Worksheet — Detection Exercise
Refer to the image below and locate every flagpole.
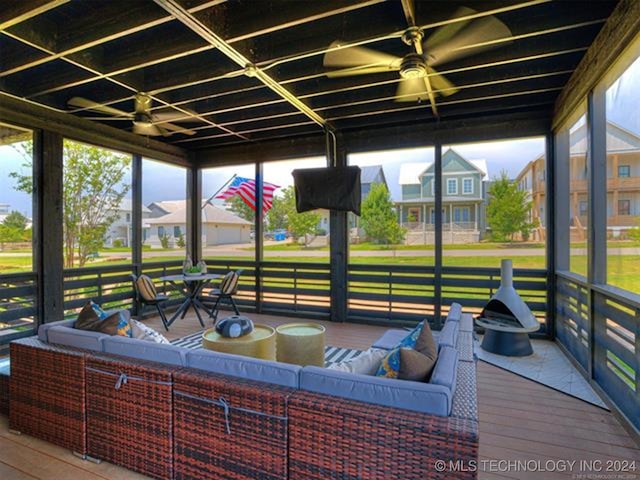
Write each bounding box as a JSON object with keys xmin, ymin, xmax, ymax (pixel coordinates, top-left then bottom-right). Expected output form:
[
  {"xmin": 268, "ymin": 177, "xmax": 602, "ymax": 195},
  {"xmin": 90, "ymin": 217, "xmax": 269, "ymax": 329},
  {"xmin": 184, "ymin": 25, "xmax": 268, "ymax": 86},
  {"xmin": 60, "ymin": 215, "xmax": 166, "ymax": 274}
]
[{"xmin": 202, "ymin": 174, "xmax": 237, "ymax": 209}]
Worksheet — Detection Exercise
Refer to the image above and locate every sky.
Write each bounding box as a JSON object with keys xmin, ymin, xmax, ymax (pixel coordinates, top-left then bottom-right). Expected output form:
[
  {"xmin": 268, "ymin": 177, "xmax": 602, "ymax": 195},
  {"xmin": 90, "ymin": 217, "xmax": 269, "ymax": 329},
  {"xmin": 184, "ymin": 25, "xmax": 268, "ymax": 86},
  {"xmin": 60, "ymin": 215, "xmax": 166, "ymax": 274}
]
[{"xmin": 1, "ymin": 53, "xmax": 638, "ymax": 215}]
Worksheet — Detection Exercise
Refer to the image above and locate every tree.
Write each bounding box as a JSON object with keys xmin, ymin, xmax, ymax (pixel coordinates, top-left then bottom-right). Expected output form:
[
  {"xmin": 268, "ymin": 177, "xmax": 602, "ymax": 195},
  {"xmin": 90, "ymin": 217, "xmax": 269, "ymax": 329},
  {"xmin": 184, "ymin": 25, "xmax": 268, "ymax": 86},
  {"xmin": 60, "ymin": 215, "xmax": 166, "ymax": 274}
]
[
  {"xmin": 226, "ymin": 195, "xmax": 255, "ymax": 222},
  {"xmin": 360, "ymin": 183, "xmax": 405, "ymax": 244},
  {"xmin": 3, "ymin": 211, "xmax": 28, "ymax": 231},
  {"xmin": 271, "ymin": 186, "xmax": 320, "ymax": 246},
  {"xmin": 11, "ymin": 140, "xmax": 131, "ymax": 267},
  {"xmin": 486, "ymin": 171, "xmax": 534, "ymax": 242}
]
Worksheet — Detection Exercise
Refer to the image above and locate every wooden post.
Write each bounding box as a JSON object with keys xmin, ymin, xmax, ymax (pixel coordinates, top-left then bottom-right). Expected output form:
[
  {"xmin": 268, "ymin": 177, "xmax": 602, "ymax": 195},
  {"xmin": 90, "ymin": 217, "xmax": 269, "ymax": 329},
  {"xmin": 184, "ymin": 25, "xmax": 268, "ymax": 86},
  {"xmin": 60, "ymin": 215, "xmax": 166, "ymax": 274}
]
[
  {"xmin": 186, "ymin": 160, "xmax": 202, "ymax": 262},
  {"xmin": 131, "ymin": 154, "xmax": 143, "ymax": 316},
  {"xmin": 328, "ymin": 131, "xmax": 348, "ymax": 323},
  {"xmin": 255, "ymin": 162, "xmax": 264, "ymax": 314},
  {"xmin": 33, "ymin": 130, "xmax": 64, "ymax": 324},
  {"xmin": 434, "ymin": 145, "xmax": 443, "ymax": 328}
]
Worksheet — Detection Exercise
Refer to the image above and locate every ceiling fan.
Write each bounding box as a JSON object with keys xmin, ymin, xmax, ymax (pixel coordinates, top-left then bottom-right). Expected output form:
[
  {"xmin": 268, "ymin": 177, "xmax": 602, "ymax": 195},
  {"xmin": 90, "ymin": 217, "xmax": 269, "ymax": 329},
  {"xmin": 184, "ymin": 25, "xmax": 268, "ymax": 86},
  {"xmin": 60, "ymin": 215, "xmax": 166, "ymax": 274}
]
[
  {"xmin": 323, "ymin": 3, "xmax": 512, "ymax": 115},
  {"xmin": 67, "ymin": 93, "xmax": 197, "ymax": 136}
]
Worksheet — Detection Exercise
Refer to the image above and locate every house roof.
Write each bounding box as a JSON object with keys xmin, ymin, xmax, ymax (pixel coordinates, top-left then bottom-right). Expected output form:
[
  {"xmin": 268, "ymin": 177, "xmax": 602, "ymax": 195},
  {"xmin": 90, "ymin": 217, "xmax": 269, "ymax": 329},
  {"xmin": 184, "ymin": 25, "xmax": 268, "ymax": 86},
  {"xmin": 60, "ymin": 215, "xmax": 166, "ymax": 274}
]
[
  {"xmin": 398, "ymin": 152, "xmax": 488, "ymax": 185},
  {"xmin": 117, "ymin": 198, "xmax": 151, "ymax": 213},
  {"xmin": 360, "ymin": 165, "xmax": 385, "ymax": 185},
  {"xmin": 570, "ymin": 120, "xmax": 640, "ymax": 154},
  {"xmin": 146, "ymin": 202, "xmax": 251, "ymax": 226}
]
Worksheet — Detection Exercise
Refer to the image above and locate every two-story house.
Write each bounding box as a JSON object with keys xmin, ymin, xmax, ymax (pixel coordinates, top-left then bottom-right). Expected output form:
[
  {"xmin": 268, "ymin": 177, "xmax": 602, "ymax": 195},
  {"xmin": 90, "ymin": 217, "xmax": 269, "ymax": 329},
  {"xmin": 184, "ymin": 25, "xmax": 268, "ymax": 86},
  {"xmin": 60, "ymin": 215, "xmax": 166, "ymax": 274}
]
[
  {"xmin": 516, "ymin": 120, "xmax": 640, "ymax": 241},
  {"xmin": 104, "ymin": 199, "xmax": 151, "ymax": 248},
  {"xmin": 397, "ymin": 149, "xmax": 488, "ymax": 244}
]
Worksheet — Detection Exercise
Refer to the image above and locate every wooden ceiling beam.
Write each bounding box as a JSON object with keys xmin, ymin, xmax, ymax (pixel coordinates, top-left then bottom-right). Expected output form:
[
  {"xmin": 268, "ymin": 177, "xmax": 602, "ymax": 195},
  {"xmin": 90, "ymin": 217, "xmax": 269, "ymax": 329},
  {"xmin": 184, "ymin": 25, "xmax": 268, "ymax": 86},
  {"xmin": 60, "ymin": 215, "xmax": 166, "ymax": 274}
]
[{"xmin": 0, "ymin": 0, "xmax": 68, "ymax": 30}]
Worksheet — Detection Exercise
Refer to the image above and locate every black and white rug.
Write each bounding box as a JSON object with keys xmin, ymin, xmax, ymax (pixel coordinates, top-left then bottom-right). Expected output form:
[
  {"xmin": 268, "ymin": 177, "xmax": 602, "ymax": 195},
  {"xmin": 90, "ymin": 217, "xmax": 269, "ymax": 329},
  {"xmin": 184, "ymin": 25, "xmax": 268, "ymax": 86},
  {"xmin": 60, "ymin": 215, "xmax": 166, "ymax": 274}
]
[{"xmin": 171, "ymin": 330, "xmax": 362, "ymax": 368}]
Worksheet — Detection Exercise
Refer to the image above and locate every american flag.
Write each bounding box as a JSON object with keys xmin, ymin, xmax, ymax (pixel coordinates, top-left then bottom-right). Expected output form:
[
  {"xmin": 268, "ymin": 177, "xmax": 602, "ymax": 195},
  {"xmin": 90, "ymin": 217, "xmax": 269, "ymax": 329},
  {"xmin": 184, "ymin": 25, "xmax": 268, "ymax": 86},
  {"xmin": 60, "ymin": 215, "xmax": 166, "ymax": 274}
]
[{"xmin": 214, "ymin": 176, "xmax": 280, "ymax": 213}]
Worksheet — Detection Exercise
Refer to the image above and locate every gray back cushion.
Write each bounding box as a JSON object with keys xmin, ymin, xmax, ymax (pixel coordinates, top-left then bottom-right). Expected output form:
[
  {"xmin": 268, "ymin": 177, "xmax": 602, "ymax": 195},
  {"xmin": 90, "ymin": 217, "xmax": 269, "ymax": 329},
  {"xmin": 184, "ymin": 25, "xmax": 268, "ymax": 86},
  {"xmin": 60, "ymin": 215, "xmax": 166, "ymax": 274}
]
[
  {"xmin": 446, "ymin": 303, "xmax": 463, "ymax": 322},
  {"xmin": 102, "ymin": 336, "xmax": 187, "ymax": 366},
  {"xmin": 47, "ymin": 325, "xmax": 106, "ymax": 351},
  {"xmin": 438, "ymin": 320, "xmax": 459, "ymax": 350},
  {"xmin": 300, "ymin": 366, "xmax": 452, "ymax": 416},
  {"xmin": 186, "ymin": 349, "xmax": 301, "ymax": 388},
  {"xmin": 38, "ymin": 319, "xmax": 76, "ymax": 342},
  {"xmin": 370, "ymin": 329, "xmax": 408, "ymax": 351},
  {"xmin": 430, "ymin": 346, "xmax": 459, "ymax": 398}
]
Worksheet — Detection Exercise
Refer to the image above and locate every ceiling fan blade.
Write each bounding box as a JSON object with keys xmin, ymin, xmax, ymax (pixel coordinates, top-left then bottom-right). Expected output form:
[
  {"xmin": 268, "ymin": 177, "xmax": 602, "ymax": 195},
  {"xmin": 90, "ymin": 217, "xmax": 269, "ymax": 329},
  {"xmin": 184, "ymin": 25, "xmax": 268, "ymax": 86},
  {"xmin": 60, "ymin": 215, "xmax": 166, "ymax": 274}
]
[
  {"xmin": 400, "ymin": 0, "xmax": 416, "ymax": 27},
  {"xmin": 67, "ymin": 97, "xmax": 130, "ymax": 117},
  {"xmin": 133, "ymin": 123, "xmax": 163, "ymax": 136},
  {"xmin": 324, "ymin": 41, "xmax": 400, "ymax": 69},
  {"xmin": 161, "ymin": 122, "xmax": 196, "ymax": 136},
  {"xmin": 427, "ymin": 67, "xmax": 459, "ymax": 97},
  {"xmin": 326, "ymin": 64, "xmax": 400, "ymax": 78},
  {"xmin": 427, "ymin": 14, "xmax": 512, "ymax": 67},
  {"xmin": 152, "ymin": 107, "xmax": 200, "ymax": 122},
  {"xmin": 424, "ymin": 7, "xmax": 475, "ymax": 51},
  {"xmin": 395, "ymin": 77, "xmax": 429, "ymax": 102}
]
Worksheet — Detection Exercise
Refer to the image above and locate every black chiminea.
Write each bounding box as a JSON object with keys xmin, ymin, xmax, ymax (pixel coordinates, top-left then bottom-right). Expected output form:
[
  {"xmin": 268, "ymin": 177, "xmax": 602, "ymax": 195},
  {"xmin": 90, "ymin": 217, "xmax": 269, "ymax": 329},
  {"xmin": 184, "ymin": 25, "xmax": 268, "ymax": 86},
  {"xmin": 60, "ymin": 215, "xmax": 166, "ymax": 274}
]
[{"xmin": 475, "ymin": 259, "xmax": 539, "ymax": 356}]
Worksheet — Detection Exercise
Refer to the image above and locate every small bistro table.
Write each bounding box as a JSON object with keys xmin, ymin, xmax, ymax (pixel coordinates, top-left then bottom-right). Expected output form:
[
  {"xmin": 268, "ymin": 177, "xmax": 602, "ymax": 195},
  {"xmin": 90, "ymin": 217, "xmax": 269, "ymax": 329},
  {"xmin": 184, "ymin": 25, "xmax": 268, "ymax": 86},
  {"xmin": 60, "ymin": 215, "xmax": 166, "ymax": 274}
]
[
  {"xmin": 201, "ymin": 324, "xmax": 276, "ymax": 360},
  {"xmin": 275, "ymin": 323, "xmax": 326, "ymax": 366},
  {"xmin": 159, "ymin": 273, "xmax": 221, "ymax": 328}
]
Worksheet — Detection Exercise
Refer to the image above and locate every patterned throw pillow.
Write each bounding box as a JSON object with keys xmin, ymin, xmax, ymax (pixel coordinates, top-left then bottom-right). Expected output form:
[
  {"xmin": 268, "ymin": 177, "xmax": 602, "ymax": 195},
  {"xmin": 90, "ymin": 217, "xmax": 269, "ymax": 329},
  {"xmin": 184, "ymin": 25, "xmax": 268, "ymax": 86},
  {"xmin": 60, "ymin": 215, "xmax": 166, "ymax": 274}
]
[
  {"xmin": 75, "ymin": 301, "xmax": 131, "ymax": 337},
  {"xmin": 136, "ymin": 275, "xmax": 158, "ymax": 302},
  {"xmin": 397, "ymin": 321, "xmax": 425, "ymax": 348},
  {"xmin": 90, "ymin": 301, "xmax": 108, "ymax": 320},
  {"xmin": 375, "ymin": 347, "xmax": 402, "ymax": 378},
  {"xmin": 328, "ymin": 348, "xmax": 387, "ymax": 375},
  {"xmin": 130, "ymin": 319, "xmax": 170, "ymax": 344},
  {"xmin": 115, "ymin": 311, "xmax": 132, "ymax": 337}
]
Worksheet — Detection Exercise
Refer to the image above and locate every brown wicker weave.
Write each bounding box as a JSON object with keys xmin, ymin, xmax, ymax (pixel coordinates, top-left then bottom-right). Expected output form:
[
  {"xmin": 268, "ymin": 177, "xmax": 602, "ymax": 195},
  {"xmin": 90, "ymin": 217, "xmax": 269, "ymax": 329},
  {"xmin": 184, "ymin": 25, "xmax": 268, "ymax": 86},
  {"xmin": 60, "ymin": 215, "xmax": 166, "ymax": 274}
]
[
  {"xmin": 173, "ymin": 369, "xmax": 294, "ymax": 480},
  {"xmin": 86, "ymin": 355, "xmax": 175, "ymax": 480},
  {"xmin": 9, "ymin": 337, "xmax": 87, "ymax": 455},
  {"xmin": 0, "ymin": 373, "xmax": 9, "ymax": 416}
]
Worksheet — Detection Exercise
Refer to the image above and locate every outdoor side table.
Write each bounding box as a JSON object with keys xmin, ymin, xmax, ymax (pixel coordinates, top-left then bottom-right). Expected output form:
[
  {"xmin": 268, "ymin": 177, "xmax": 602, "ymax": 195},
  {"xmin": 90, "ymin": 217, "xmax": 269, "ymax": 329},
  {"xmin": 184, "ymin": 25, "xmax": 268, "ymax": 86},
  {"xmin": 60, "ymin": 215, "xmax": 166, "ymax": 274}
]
[
  {"xmin": 201, "ymin": 324, "xmax": 276, "ymax": 360},
  {"xmin": 276, "ymin": 323, "xmax": 325, "ymax": 367}
]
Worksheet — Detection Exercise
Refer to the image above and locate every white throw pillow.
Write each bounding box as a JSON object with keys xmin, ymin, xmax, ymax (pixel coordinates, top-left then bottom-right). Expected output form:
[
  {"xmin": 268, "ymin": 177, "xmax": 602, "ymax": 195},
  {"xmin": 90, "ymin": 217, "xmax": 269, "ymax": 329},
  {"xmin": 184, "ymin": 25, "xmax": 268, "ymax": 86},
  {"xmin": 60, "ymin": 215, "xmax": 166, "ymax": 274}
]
[
  {"xmin": 129, "ymin": 319, "xmax": 170, "ymax": 344},
  {"xmin": 328, "ymin": 348, "xmax": 387, "ymax": 375}
]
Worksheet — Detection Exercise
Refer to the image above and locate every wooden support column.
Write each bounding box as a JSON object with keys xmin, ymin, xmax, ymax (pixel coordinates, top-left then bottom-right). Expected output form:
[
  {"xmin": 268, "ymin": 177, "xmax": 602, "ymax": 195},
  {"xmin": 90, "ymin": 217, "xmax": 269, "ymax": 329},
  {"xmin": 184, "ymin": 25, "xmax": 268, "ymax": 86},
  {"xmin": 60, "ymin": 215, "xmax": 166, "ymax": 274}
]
[
  {"xmin": 545, "ymin": 133, "xmax": 556, "ymax": 339},
  {"xmin": 33, "ymin": 130, "xmax": 64, "ymax": 324},
  {"xmin": 328, "ymin": 131, "xmax": 348, "ymax": 323},
  {"xmin": 131, "ymin": 154, "xmax": 142, "ymax": 316},
  {"xmin": 186, "ymin": 160, "xmax": 202, "ymax": 262},
  {"xmin": 255, "ymin": 162, "xmax": 264, "ymax": 314},
  {"xmin": 555, "ymin": 128, "xmax": 570, "ymax": 272},
  {"xmin": 434, "ymin": 144, "xmax": 443, "ymax": 329}
]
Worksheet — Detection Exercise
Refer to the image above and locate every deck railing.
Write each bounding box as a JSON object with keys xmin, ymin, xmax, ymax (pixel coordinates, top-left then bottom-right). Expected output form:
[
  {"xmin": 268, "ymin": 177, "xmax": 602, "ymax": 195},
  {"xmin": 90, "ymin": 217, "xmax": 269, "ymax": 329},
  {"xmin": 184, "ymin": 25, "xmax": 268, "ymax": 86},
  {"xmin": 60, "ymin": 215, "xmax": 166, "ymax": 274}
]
[
  {"xmin": 0, "ymin": 272, "xmax": 38, "ymax": 354},
  {"xmin": 556, "ymin": 271, "xmax": 639, "ymax": 432}
]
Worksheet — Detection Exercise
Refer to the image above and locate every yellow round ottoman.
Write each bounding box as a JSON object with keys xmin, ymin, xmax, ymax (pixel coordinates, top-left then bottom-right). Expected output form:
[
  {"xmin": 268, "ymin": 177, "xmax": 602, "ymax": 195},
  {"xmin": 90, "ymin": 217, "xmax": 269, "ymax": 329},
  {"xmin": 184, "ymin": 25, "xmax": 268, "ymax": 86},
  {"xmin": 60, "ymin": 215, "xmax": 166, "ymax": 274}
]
[
  {"xmin": 202, "ymin": 324, "xmax": 276, "ymax": 360},
  {"xmin": 276, "ymin": 323, "xmax": 326, "ymax": 367}
]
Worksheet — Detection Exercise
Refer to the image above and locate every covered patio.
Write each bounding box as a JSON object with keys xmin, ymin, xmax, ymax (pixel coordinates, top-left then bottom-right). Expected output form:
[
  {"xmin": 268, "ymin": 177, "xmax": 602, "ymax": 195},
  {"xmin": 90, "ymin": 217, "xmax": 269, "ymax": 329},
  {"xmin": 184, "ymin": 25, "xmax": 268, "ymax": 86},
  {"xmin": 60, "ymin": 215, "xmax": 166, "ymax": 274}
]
[{"xmin": 0, "ymin": 0, "xmax": 639, "ymax": 478}]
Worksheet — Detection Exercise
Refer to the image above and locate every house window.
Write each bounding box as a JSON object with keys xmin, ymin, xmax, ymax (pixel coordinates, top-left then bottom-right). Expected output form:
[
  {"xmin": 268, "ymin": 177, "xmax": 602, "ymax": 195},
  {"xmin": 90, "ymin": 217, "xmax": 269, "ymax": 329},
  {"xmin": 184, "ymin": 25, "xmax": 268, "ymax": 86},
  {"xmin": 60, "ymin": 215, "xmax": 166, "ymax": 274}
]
[
  {"xmin": 126, "ymin": 213, "xmax": 131, "ymax": 222},
  {"xmin": 618, "ymin": 165, "xmax": 630, "ymax": 178},
  {"xmin": 462, "ymin": 178, "xmax": 473, "ymax": 194},
  {"xmin": 174, "ymin": 226, "xmax": 182, "ymax": 237},
  {"xmin": 618, "ymin": 199, "xmax": 631, "ymax": 215},
  {"xmin": 579, "ymin": 201, "xmax": 588, "ymax": 216},
  {"xmin": 447, "ymin": 178, "xmax": 458, "ymax": 195},
  {"xmin": 158, "ymin": 226, "xmax": 165, "ymax": 237}
]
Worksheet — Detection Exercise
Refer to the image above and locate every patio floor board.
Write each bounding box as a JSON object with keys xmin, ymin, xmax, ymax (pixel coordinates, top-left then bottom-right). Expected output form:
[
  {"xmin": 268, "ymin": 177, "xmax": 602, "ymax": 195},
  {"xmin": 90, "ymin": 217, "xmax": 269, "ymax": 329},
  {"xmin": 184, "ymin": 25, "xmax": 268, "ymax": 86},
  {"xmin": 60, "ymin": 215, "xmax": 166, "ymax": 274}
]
[{"xmin": 0, "ymin": 311, "xmax": 637, "ymax": 479}]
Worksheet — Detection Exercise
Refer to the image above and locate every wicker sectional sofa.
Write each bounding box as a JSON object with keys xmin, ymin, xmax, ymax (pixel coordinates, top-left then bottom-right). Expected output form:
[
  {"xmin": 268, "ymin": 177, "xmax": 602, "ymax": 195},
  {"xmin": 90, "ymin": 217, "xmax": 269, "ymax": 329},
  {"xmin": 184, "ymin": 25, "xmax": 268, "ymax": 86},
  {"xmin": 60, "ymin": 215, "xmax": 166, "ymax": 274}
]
[{"xmin": 9, "ymin": 308, "xmax": 478, "ymax": 480}]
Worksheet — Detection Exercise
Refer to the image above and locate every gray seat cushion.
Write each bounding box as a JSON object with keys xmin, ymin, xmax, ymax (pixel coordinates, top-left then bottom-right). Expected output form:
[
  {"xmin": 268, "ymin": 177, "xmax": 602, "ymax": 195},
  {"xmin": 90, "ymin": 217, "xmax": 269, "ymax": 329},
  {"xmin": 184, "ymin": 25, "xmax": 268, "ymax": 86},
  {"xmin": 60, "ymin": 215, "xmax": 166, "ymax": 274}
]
[
  {"xmin": 186, "ymin": 349, "xmax": 301, "ymax": 388},
  {"xmin": 102, "ymin": 336, "xmax": 187, "ymax": 366},
  {"xmin": 47, "ymin": 325, "xmax": 107, "ymax": 351},
  {"xmin": 429, "ymin": 346, "xmax": 458, "ymax": 400},
  {"xmin": 438, "ymin": 320, "xmax": 459, "ymax": 350},
  {"xmin": 300, "ymin": 366, "xmax": 452, "ymax": 416},
  {"xmin": 370, "ymin": 329, "xmax": 408, "ymax": 350},
  {"xmin": 38, "ymin": 319, "xmax": 76, "ymax": 342}
]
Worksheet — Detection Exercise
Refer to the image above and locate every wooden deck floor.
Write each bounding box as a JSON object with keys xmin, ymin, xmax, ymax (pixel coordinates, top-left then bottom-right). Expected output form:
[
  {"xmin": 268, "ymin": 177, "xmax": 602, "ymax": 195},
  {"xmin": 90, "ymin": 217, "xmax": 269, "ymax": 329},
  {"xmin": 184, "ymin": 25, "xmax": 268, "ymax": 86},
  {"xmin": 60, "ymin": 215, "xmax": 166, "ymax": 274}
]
[{"xmin": 0, "ymin": 311, "xmax": 638, "ymax": 479}]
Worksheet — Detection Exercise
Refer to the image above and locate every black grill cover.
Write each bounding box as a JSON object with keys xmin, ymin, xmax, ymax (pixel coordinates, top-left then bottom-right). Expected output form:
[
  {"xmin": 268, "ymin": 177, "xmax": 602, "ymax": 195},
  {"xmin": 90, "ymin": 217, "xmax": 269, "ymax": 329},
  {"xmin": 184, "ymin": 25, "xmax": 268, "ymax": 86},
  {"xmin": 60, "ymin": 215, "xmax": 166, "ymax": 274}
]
[{"xmin": 292, "ymin": 166, "xmax": 361, "ymax": 215}]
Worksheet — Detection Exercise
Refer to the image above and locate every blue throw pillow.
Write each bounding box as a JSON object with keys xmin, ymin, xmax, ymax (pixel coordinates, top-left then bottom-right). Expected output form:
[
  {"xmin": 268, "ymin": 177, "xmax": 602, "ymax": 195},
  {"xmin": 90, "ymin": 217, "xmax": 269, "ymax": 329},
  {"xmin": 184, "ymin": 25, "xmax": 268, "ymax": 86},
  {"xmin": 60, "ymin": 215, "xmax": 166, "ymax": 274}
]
[
  {"xmin": 397, "ymin": 321, "xmax": 425, "ymax": 349},
  {"xmin": 90, "ymin": 301, "xmax": 108, "ymax": 320},
  {"xmin": 115, "ymin": 311, "xmax": 132, "ymax": 337},
  {"xmin": 375, "ymin": 347, "xmax": 402, "ymax": 378}
]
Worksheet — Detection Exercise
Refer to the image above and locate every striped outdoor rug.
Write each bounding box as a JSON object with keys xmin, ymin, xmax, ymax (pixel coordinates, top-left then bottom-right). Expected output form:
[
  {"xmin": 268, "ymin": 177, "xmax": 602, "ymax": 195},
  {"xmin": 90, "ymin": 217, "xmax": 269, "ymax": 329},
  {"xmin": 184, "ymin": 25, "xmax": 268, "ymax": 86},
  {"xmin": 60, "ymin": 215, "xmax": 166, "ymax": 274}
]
[{"xmin": 171, "ymin": 330, "xmax": 362, "ymax": 367}]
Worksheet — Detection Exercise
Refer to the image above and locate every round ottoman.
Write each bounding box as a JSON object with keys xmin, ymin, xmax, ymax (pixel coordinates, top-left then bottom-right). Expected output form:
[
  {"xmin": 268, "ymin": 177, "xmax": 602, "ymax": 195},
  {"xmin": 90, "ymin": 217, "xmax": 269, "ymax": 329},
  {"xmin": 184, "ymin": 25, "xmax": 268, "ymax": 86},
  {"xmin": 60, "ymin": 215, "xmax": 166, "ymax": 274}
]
[
  {"xmin": 202, "ymin": 324, "xmax": 276, "ymax": 360},
  {"xmin": 276, "ymin": 323, "xmax": 325, "ymax": 367}
]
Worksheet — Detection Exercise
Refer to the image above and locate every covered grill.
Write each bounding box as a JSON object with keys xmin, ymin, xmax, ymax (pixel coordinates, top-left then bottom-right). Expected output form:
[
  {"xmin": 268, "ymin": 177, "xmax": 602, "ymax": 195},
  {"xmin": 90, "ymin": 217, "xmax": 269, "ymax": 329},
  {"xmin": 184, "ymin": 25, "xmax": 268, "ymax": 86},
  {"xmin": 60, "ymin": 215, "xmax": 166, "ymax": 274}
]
[{"xmin": 476, "ymin": 259, "xmax": 539, "ymax": 356}]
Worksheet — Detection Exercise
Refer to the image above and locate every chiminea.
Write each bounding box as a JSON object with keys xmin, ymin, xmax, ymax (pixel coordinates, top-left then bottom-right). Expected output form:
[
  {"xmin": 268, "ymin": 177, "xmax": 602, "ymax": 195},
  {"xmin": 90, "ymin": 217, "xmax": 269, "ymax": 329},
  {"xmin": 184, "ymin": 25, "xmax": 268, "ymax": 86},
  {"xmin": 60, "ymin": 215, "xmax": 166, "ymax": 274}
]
[{"xmin": 475, "ymin": 259, "xmax": 539, "ymax": 356}]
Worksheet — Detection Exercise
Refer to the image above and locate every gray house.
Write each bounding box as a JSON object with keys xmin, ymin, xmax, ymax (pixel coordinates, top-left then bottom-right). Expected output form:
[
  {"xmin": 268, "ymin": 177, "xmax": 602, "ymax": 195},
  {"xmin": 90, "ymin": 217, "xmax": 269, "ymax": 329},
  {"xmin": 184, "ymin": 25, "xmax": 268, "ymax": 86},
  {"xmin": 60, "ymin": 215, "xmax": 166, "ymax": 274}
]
[{"xmin": 397, "ymin": 149, "xmax": 488, "ymax": 244}]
